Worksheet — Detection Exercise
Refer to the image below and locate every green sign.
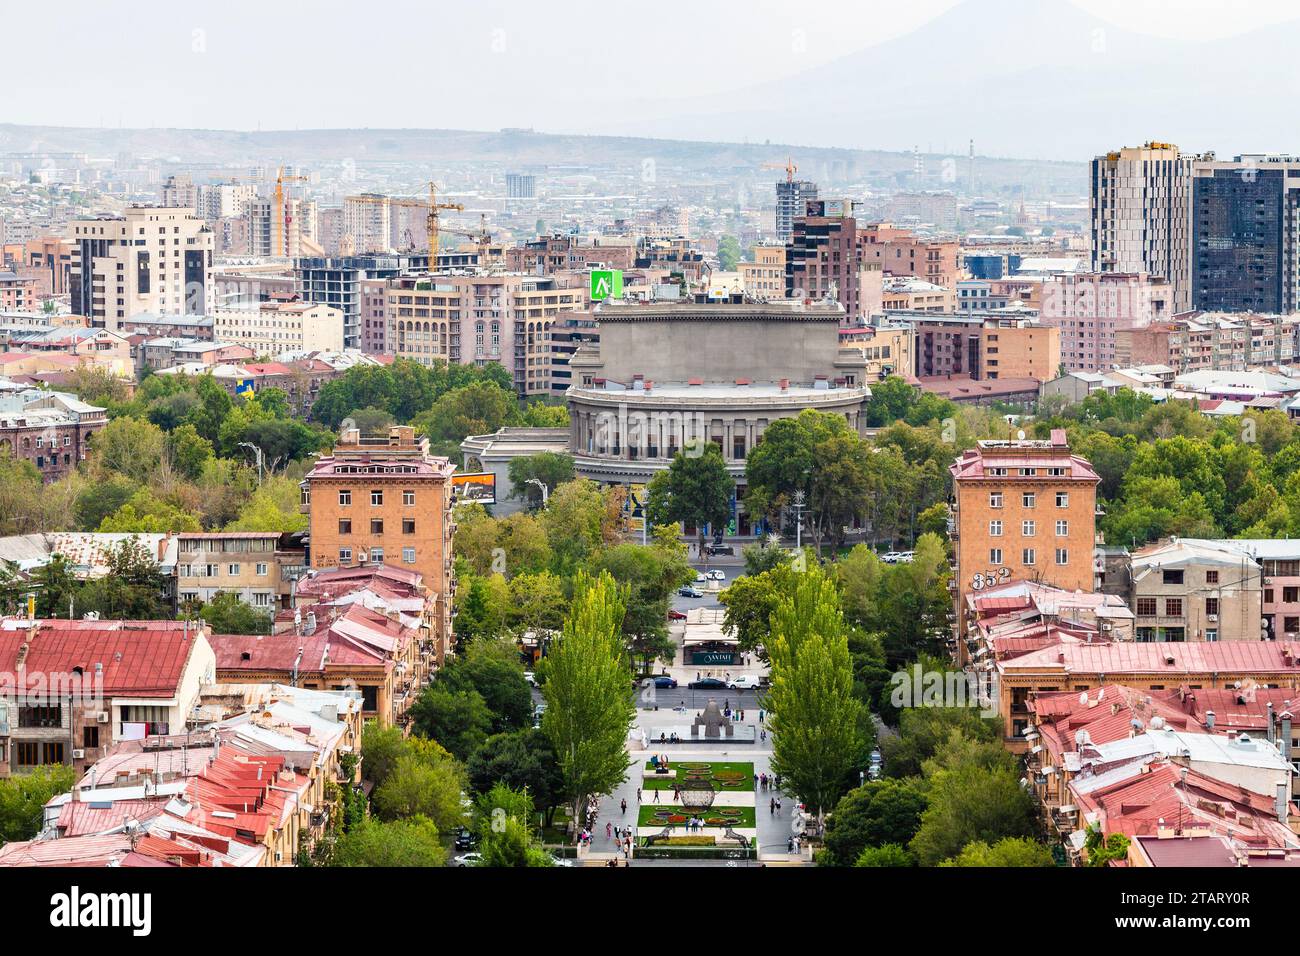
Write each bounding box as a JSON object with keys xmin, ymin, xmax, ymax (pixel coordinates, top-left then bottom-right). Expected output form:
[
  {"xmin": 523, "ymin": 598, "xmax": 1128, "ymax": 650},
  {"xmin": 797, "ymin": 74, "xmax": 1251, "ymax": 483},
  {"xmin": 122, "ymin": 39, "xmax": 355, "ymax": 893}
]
[
  {"xmin": 691, "ymin": 651, "xmax": 735, "ymax": 666},
  {"xmin": 590, "ymin": 269, "xmax": 623, "ymax": 301}
]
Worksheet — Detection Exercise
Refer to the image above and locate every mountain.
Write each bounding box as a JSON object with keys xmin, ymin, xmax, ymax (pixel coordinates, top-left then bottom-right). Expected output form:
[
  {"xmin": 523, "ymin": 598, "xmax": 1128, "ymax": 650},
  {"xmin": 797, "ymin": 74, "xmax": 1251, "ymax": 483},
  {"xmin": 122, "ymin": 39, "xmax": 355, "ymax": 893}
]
[{"xmin": 588, "ymin": 0, "xmax": 1300, "ymax": 160}]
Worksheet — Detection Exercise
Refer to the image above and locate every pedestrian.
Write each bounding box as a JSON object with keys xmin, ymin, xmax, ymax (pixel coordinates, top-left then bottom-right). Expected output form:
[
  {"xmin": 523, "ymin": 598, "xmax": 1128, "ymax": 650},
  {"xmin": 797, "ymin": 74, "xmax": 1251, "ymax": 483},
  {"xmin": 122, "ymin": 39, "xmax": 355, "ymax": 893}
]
[
  {"xmin": 606, "ymin": 822, "xmax": 612, "ymax": 841},
  {"xmin": 621, "ymin": 798, "xmax": 627, "ymax": 815},
  {"xmin": 636, "ymin": 787, "xmax": 642, "ymax": 802},
  {"xmin": 759, "ymin": 709, "xmax": 765, "ymax": 724},
  {"xmin": 769, "ymin": 797, "xmax": 775, "ymax": 815},
  {"xmin": 761, "ymin": 729, "xmax": 767, "ymax": 742}
]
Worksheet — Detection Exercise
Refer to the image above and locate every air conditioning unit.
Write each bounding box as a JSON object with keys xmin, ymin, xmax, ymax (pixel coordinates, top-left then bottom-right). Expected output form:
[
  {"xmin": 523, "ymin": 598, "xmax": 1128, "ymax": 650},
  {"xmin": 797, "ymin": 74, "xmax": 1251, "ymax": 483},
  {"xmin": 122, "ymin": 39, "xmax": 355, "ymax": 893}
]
[
  {"xmin": 1265, "ymin": 578, "xmax": 1274, "ymax": 585},
  {"xmin": 96, "ymin": 711, "xmax": 109, "ymax": 723},
  {"xmin": 72, "ymin": 749, "xmax": 85, "ymax": 760}
]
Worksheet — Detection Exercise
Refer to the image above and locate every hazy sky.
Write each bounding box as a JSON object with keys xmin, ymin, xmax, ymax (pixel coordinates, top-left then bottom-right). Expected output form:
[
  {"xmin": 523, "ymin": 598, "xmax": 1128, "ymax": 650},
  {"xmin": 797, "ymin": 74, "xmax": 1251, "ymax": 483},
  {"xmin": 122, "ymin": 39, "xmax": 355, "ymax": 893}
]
[{"xmin": 11, "ymin": 0, "xmax": 1300, "ymax": 133}]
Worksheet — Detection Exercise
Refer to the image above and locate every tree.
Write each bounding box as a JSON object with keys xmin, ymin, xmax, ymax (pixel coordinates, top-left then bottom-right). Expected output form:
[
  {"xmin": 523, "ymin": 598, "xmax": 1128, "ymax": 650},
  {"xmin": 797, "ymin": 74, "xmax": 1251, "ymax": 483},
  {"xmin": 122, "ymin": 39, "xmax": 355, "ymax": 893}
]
[
  {"xmin": 165, "ymin": 423, "xmax": 214, "ymax": 480},
  {"xmin": 647, "ymin": 444, "xmax": 732, "ymax": 556},
  {"xmin": 881, "ymin": 706, "xmax": 1000, "ymax": 779},
  {"xmin": 438, "ymin": 640, "xmax": 533, "ymax": 734},
  {"xmin": 863, "ymin": 376, "xmax": 916, "ymax": 427},
  {"xmin": 453, "ymin": 573, "xmax": 510, "ymax": 645},
  {"xmin": 508, "ymin": 452, "xmax": 576, "ymax": 508},
  {"xmin": 97, "ymin": 489, "xmax": 202, "ymax": 533},
  {"xmin": 473, "ymin": 783, "xmax": 553, "ymax": 867},
  {"xmin": 718, "ymin": 561, "xmax": 800, "ymax": 653},
  {"xmin": 0, "ymin": 454, "xmax": 48, "ymax": 536},
  {"xmin": 371, "ymin": 740, "xmax": 467, "ymax": 833},
  {"xmin": 74, "ymin": 477, "xmax": 137, "ymax": 532},
  {"xmin": 414, "ymin": 381, "xmax": 519, "ymax": 446},
  {"xmin": 360, "ymin": 724, "xmax": 409, "ymax": 790},
  {"xmin": 820, "ymin": 778, "xmax": 928, "ymax": 866},
  {"xmin": 0, "ymin": 765, "xmax": 76, "ymax": 842},
  {"xmin": 1084, "ymin": 827, "xmax": 1132, "ymax": 867},
  {"xmin": 407, "ymin": 686, "xmax": 493, "ymax": 761},
  {"xmin": 466, "ymin": 729, "xmax": 565, "ymax": 825},
  {"xmin": 765, "ymin": 564, "xmax": 869, "ymax": 817},
  {"xmin": 198, "ymin": 591, "xmax": 272, "ymax": 635},
  {"xmin": 587, "ymin": 541, "xmax": 692, "ymax": 673},
  {"xmin": 717, "ymin": 234, "xmax": 742, "ymax": 271},
  {"xmin": 32, "ymin": 554, "xmax": 78, "ymax": 619},
  {"xmin": 508, "ymin": 571, "xmax": 568, "ymax": 637},
  {"xmin": 224, "ymin": 475, "xmax": 309, "ymax": 533},
  {"xmin": 89, "ymin": 417, "xmax": 166, "ymax": 483},
  {"xmin": 943, "ymin": 837, "xmax": 1055, "ymax": 867},
  {"xmin": 542, "ymin": 479, "xmax": 607, "ymax": 571},
  {"xmin": 541, "ymin": 570, "xmax": 635, "ymax": 838},
  {"xmin": 854, "ymin": 844, "xmax": 914, "ymax": 867},
  {"xmin": 74, "ymin": 537, "xmax": 171, "ymax": 619},
  {"xmin": 331, "ymin": 816, "xmax": 445, "ymax": 867}
]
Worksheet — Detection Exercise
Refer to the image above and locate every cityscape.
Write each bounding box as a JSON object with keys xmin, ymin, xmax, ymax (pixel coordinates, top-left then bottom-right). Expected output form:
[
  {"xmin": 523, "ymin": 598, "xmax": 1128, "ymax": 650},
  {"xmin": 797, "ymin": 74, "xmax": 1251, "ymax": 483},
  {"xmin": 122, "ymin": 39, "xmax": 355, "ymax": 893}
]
[{"xmin": 0, "ymin": 0, "xmax": 1296, "ymax": 926}]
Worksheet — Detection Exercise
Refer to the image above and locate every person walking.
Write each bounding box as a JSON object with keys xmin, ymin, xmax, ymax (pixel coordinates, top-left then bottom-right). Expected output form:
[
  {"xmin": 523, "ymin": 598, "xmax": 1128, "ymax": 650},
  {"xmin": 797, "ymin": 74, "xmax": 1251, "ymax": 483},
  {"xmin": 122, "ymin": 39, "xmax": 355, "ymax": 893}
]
[
  {"xmin": 769, "ymin": 797, "xmax": 776, "ymax": 815},
  {"xmin": 606, "ymin": 822, "xmax": 612, "ymax": 841},
  {"xmin": 621, "ymin": 798, "xmax": 627, "ymax": 815}
]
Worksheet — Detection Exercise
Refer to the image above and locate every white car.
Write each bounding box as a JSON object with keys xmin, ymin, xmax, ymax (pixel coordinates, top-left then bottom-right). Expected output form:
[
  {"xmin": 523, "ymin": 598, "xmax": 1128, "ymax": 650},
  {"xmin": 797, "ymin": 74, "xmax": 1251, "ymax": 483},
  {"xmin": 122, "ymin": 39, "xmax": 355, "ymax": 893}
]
[
  {"xmin": 694, "ymin": 572, "xmax": 709, "ymax": 584},
  {"xmin": 727, "ymin": 674, "xmax": 763, "ymax": 690},
  {"xmin": 706, "ymin": 569, "xmax": 726, "ymax": 581},
  {"xmin": 454, "ymin": 852, "xmax": 482, "ymax": 867},
  {"xmin": 881, "ymin": 551, "xmax": 903, "ymax": 564},
  {"xmin": 895, "ymin": 551, "xmax": 916, "ymax": 563}
]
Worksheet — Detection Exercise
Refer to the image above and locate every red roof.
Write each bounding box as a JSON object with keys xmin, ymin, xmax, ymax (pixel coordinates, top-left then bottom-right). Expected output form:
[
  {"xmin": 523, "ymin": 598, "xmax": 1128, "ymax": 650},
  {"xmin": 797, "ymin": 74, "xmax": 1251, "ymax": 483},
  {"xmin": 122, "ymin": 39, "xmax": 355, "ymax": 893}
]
[
  {"xmin": 1002, "ymin": 641, "xmax": 1300, "ymax": 676},
  {"xmin": 0, "ymin": 621, "xmax": 200, "ymax": 696}
]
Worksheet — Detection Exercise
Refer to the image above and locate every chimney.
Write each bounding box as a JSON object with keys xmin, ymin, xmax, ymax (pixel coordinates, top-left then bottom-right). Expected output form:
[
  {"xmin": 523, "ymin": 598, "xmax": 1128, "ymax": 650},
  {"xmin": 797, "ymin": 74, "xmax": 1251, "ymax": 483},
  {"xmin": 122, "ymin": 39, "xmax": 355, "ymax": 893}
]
[
  {"xmin": 1277, "ymin": 781, "xmax": 1290, "ymax": 826},
  {"xmin": 1268, "ymin": 702, "xmax": 1276, "ymax": 743},
  {"xmin": 1205, "ymin": 709, "xmax": 1216, "ymax": 730}
]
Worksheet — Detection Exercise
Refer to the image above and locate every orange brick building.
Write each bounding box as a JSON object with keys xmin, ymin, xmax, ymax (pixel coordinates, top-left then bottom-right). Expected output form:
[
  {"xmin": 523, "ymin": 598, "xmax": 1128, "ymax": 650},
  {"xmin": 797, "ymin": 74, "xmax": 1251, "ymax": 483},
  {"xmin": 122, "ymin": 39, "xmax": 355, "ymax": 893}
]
[
  {"xmin": 301, "ymin": 426, "xmax": 455, "ymax": 645},
  {"xmin": 949, "ymin": 430, "xmax": 1100, "ymax": 646}
]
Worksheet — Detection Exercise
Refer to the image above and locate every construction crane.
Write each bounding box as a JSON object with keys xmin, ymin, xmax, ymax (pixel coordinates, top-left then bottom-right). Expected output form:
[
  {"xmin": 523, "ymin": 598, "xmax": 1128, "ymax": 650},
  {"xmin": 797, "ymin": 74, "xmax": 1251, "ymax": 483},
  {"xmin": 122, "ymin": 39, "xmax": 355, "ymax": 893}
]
[
  {"xmin": 225, "ymin": 166, "xmax": 309, "ymax": 257},
  {"xmin": 427, "ymin": 182, "xmax": 464, "ymax": 269},
  {"xmin": 761, "ymin": 157, "xmax": 798, "ymax": 183}
]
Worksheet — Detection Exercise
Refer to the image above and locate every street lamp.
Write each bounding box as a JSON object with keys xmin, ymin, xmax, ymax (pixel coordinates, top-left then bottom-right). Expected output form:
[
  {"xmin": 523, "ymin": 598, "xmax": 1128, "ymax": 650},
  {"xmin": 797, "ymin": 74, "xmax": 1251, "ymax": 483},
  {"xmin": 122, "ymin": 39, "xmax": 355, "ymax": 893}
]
[
  {"xmin": 792, "ymin": 489, "xmax": 806, "ymax": 551},
  {"xmin": 237, "ymin": 441, "xmax": 265, "ymax": 485}
]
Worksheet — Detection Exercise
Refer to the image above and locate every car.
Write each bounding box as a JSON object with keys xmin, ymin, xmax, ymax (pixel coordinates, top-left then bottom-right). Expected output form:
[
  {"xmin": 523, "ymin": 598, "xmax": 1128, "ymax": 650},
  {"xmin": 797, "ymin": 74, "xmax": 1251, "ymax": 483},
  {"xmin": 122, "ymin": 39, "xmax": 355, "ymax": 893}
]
[
  {"xmin": 881, "ymin": 551, "xmax": 903, "ymax": 564},
  {"xmin": 694, "ymin": 572, "xmax": 709, "ymax": 584},
  {"xmin": 727, "ymin": 674, "xmax": 762, "ymax": 690},
  {"xmin": 534, "ymin": 702, "xmax": 547, "ymax": 717},
  {"xmin": 688, "ymin": 677, "xmax": 727, "ymax": 690},
  {"xmin": 895, "ymin": 550, "xmax": 916, "ymax": 563},
  {"xmin": 454, "ymin": 852, "xmax": 482, "ymax": 867},
  {"xmin": 706, "ymin": 569, "xmax": 726, "ymax": 581},
  {"xmin": 523, "ymin": 671, "xmax": 538, "ymax": 687},
  {"xmin": 678, "ymin": 586, "xmax": 704, "ymax": 598},
  {"xmin": 667, "ymin": 609, "xmax": 687, "ymax": 621},
  {"xmin": 454, "ymin": 828, "xmax": 478, "ymax": 851},
  {"xmin": 652, "ymin": 675, "xmax": 678, "ymax": 689},
  {"xmin": 705, "ymin": 545, "xmax": 735, "ymax": 556}
]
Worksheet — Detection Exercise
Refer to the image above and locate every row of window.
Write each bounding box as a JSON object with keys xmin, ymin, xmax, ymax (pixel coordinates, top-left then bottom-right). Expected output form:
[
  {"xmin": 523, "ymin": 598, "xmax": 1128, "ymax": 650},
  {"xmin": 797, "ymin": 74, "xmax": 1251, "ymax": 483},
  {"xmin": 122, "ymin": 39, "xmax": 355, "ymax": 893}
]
[
  {"xmin": 989, "ymin": 491, "xmax": 1069, "ymax": 508},
  {"xmin": 988, "ymin": 520, "xmax": 1070, "ymax": 537},
  {"xmin": 1135, "ymin": 597, "xmax": 1220, "ymax": 617},
  {"xmin": 339, "ymin": 547, "xmax": 417, "ymax": 565},
  {"xmin": 180, "ymin": 563, "xmax": 269, "ymax": 577},
  {"xmin": 339, "ymin": 519, "xmax": 416, "ymax": 535},
  {"xmin": 338, "ymin": 489, "xmax": 417, "ymax": 506},
  {"xmin": 989, "ymin": 548, "xmax": 1069, "ymax": 566}
]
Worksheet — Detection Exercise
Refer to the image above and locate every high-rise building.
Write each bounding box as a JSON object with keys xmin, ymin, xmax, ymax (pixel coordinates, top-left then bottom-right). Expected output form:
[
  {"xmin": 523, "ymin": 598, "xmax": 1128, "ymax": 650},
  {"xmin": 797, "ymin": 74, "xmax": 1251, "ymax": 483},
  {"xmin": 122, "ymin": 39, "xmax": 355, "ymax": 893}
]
[
  {"xmin": 1191, "ymin": 155, "xmax": 1300, "ymax": 314},
  {"xmin": 301, "ymin": 426, "xmax": 455, "ymax": 648},
  {"xmin": 295, "ymin": 255, "xmax": 420, "ymax": 349},
  {"xmin": 775, "ymin": 179, "xmax": 818, "ymax": 243},
  {"xmin": 1040, "ymin": 272, "xmax": 1172, "ymax": 372},
  {"xmin": 505, "ymin": 173, "xmax": 537, "ymax": 199},
  {"xmin": 69, "ymin": 207, "xmax": 214, "ymax": 328},
  {"xmin": 248, "ymin": 197, "xmax": 320, "ymax": 258},
  {"xmin": 1090, "ymin": 143, "xmax": 1206, "ymax": 313},
  {"xmin": 786, "ymin": 199, "xmax": 861, "ymax": 319}
]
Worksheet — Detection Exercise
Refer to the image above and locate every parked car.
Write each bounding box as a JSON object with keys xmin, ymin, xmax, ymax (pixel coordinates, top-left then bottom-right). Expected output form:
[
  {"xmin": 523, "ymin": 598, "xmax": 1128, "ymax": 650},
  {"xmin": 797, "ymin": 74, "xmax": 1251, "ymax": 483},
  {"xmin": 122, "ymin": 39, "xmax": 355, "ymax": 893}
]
[
  {"xmin": 454, "ymin": 852, "xmax": 482, "ymax": 867},
  {"xmin": 727, "ymin": 674, "xmax": 762, "ymax": 690},
  {"xmin": 523, "ymin": 671, "xmax": 538, "ymax": 687},
  {"xmin": 678, "ymin": 586, "xmax": 704, "ymax": 598},
  {"xmin": 667, "ymin": 609, "xmax": 687, "ymax": 621},
  {"xmin": 881, "ymin": 551, "xmax": 903, "ymax": 564},
  {"xmin": 454, "ymin": 828, "xmax": 478, "ymax": 851},
  {"xmin": 688, "ymin": 677, "xmax": 727, "ymax": 690},
  {"xmin": 550, "ymin": 854, "xmax": 576, "ymax": 867},
  {"xmin": 706, "ymin": 569, "xmax": 726, "ymax": 581},
  {"xmin": 895, "ymin": 551, "xmax": 916, "ymax": 563},
  {"xmin": 694, "ymin": 572, "xmax": 709, "ymax": 584},
  {"xmin": 642, "ymin": 675, "xmax": 678, "ymax": 689},
  {"xmin": 705, "ymin": 545, "xmax": 735, "ymax": 556}
]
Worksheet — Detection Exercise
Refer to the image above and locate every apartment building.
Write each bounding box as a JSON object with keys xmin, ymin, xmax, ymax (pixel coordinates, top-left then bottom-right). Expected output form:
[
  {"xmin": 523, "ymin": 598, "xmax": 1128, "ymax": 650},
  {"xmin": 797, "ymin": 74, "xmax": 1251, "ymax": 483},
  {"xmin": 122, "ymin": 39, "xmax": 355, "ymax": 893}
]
[
  {"xmin": 300, "ymin": 426, "xmax": 454, "ymax": 647},
  {"xmin": 774, "ymin": 179, "xmax": 818, "ymax": 243},
  {"xmin": 949, "ymin": 431, "xmax": 1100, "ymax": 635},
  {"xmin": 385, "ymin": 272, "xmax": 586, "ymax": 394},
  {"xmin": 247, "ymin": 197, "xmax": 320, "ymax": 258},
  {"xmin": 1128, "ymin": 539, "xmax": 1264, "ymax": 642},
  {"xmin": 786, "ymin": 200, "xmax": 862, "ymax": 319},
  {"xmin": 738, "ymin": 245, "xmax": 787, "ymax": 301},
  {"xmin": 881, "ymin": 276, "xmax": 954, "ymax": 313},
  {"xmin": 505, "ymin": 234, "xmax": 634, "ymax": 274},
  {"xmin": 838, "ymin": 324, "xmax": 913, "ymax": 382},
  {"xmin": 0, "ymin": 392, "xmax": 107, "ymax": 483},
  {"xmin": 980, "ymin": 319, "xmax": 1060, "ymax": 382},
  {"xmin": 175, "ymin": 531, "xmax": 304, "ymax": 613},
  {"xmin": 69, "ymin": 207, "xmax": 214, "ymax": 328},
  {"xmin": 858, "ymin": 222, "xmax": 962, "ymax": 289},
  {"xmin": 213, "ymin": 300, "xmax": 345, "ymax": 355},
  {"xmin": 294, "ymin": 255, "xmax": 420, "ymax": 349},
  {"xmin": 1090, "ymin": 143, "xmax": 1205, "ymax": 313},
  {"xmin": 0, "ymin": 271, "xmax": 38, "ymax": 311},
  {"xmin": 1115, "ymin": 312, "xmax": 1299, "ymax": 373},
  {"xmin": 1040, "ymin": 272, "xmax": 1172, "ymax": 372},
  {"xmin": 2, "ymin": 238, "xmax": 74, "ymax": 297}
]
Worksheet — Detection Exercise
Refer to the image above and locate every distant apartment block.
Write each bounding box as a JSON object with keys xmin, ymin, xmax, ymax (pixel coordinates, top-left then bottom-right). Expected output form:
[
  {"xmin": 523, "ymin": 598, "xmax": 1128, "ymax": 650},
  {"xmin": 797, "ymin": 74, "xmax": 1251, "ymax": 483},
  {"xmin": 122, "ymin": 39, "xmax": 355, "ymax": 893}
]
[
  {"xmin": 775, "ymin": 179, "xmax": 818, "ymax": 244},
  {"xmin": 1040, "ymin": 272, "xmax": 1172, "ymax": 371},
  {"xmin": 505, "ymin": 173, "xmax": 537, "ymax": 199},
  {"xmin": 858, "ymin": 223, "xmax": 962, "ymax": 289},
  {"xmin": 213, "ymin": 300, "xmax": 345, "ymax": 355},
  {"xmin": 786, "ymin": 199, "xmax": 861, "ymax": 319}
]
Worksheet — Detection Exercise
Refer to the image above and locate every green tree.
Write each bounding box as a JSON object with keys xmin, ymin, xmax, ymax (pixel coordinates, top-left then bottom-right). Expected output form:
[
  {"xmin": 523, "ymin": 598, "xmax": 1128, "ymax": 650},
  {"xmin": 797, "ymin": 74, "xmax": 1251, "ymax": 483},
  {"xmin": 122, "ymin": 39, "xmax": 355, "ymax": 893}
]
[
  {"xmin": 1084, "ymin": 827, "xmax": 1132, "ymax": 867},
  {"xmin": 331, "ymin": 816, "xmax": 445, "ymax": 867},
  {"xmin": 854, "ymin": 843, "xmax": 914, "ymax": 867},
  {"xmin": 0, "ymin": 766, "xmax": 76, "ymax": 842},
  {"xmin": 438, "ymin": 640, "xmax": 533, "ymax": 734},
  {"xmin": 943, "ymin": 836, "xmax": 1056, "ymax": 867},
  {"xmin": 541, "ymin": 570, "xmax": 635, "ymax": 838},
  {"xmin": 820, "ymin": 778, "xmax": 928, "ymax": 866},
  {"xmin": 717, "ymin": 234, "xmax": 742, "ymax": 271},
  {"xmin": 466, "ymin": 729, "xmax": 565, "ymax": 825},
  {"xmin": 863, "ymin": 376, "xmax": 917, "ymax": 427},
  {"xmin": 646, "ymin": 444, "xmax": 732, "ymax": 557},
  {"xmin": 408, "ymin": 686, "xmax": 493, "ymax": 761},
  {"xmin": 508, "ymin": 452, "xmax": 576, "ymax": 508},
  {"xmin": 765, "ymin": 564, "xmax": 869, "ymax": 817},
  {"xmin": 198, "ymin": 591, "xmax": 272, "ymax": 635}
]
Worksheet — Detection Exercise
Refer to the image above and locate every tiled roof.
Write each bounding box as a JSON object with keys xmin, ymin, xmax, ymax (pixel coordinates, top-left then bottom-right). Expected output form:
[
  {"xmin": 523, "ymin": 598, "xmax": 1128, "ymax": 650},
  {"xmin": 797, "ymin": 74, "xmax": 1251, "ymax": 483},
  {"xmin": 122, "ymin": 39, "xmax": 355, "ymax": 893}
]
[
  {"xmin": 0, "ymin": 621, "xmax": 200, "ymax": 697},
  {"xmin": 1001, "ymin": 641, "xmax": 1300, "ymax": 676}
]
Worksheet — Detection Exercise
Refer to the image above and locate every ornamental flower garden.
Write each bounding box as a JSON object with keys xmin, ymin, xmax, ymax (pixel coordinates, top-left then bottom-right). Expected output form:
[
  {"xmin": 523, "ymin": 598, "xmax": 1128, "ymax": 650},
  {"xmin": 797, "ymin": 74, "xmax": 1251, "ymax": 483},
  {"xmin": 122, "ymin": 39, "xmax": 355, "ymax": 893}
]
[{"xmin": 637, "ymin": 761, "xmax": 758, "ymax": 848}]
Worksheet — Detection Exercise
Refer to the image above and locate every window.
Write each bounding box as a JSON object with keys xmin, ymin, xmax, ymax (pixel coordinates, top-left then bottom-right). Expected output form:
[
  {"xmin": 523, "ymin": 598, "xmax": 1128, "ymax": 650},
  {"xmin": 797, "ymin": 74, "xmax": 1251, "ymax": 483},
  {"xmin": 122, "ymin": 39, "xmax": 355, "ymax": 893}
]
[
  {"xmin": 339, "ymin": 489, "xmax": 352, "ymax": 506},
  {"xmin": 371, "ymin": 519, "xmax": 384, "ymax": 535},
  {"xmin": 83, "ymin": 726, "xmax": 99, "ymax": 750},
  {"xmin": 1206, "ymin": 629, "xmax": 1218, "ymax": 642},
  {"xmin": 989, "ymin": 548, "xmax": 1002, "ymax": 564},
  {"xmin": 1266, "ymin": 588, "xmax": 1275, "ymax": 603},
  {"xmin": 256, "ymin": 563, "xmax": 268, "ymax": 576},
  {"xmin": 403, "ymin": 490, "xmax": 416, "ymax": 506},
  {"xmin": 1055, "ymin": 520, "xmax": 1068, "ymax": 536},
  {"xmin": 1055, "ymin": 548, "xmax": 1068, "ymax": 565},
  {"xmin": 1206, "ymin": 597, "xmax": 1219, "ymax": 616},
  {"xmin": 1056, "ymin": 492, "xmax": 1069, "ymax": 508},
  {"xmin": 1022, "ymin": 520, "xmax": 1035, "ymax": 537},
  {"xmin": 989, "ymin": 492, "xmax": 1003, "ymax": 509},
  {"xmin": 1022, "ymin": 548, "xmax": 1036, "ymax": 566},
  {"xmin": 1205, "ymin": 569, "xmax": 1219, "ymax": 584},
  {"xmin": 403, "ymin": 547, "xmax": 416, "ymax": 564},
  {"xmin": 1286, "ymin": 587, "xmax": 1300, "ymax": 603},
  {"xmin": 339, "ymin": 518, "xmax": 352, "ymax": 534},
  {"xmin": 1287, "ymin": 617, "xmax": 1300, "ymax": 635},
  {"xmin": 227, "ymin": 564, "xmax": 239, "ymax": 577},
  {"xmin": 370, "ymin": 548, "xmax": 384, "ymax": 563},
  {"xmin": 1136, "ymin": 598, "xmax": 1157, "ymax": 616},
  {"xmin": 339, "ymin": 547, "xmax": 352, "ymax": 564},
  {"xmin": 1022, "ymin": 493, "xmax": 1035, "ymax": 508},
  {"xmin": 1165, "ymin": 598, "xmax": 1183, "ymax": 617},
  {"xmin": 989, "ymin": 520, "xmax": 1002, "ymax": 537},
  {"xmin": 371, "ymin": 490, "xmax": 383, "ymax": 506},
  {"xmin": 403, "ymin": 518, "xmax": 416, "ymax": 534},
  {"xmin": 1162, "ymin": 569, "xmax": 1184, "ymax": 585}
]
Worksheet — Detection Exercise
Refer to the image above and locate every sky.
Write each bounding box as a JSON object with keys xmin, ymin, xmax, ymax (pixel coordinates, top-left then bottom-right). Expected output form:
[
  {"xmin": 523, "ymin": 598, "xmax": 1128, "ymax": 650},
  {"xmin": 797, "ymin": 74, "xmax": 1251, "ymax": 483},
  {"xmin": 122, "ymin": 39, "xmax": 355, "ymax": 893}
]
[{"xmin": 9, "ymin": 0, "xmax": 1300, "ymax": 136}]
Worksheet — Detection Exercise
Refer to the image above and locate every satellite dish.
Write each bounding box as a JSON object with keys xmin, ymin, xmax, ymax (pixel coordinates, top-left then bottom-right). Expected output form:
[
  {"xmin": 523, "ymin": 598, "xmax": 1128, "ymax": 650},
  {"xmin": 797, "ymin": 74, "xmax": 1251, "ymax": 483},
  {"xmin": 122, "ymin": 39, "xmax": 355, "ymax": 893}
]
[
  {"xmin": 1017, "ymin": 429, "xmax": 1026, "ymax": 440},
  {"xmin": 1079, "ymin": 691, "xmax": 1088, "ymax": 705}
]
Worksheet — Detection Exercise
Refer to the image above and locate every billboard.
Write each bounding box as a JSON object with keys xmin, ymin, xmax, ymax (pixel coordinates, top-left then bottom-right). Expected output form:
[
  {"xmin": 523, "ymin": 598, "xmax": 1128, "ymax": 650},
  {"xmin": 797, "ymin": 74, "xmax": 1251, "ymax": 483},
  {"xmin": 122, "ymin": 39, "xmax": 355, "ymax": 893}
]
[
  {"xmin": 624, "ymin": 483, "xmax": 647, "ymax": 533},
  {"xmin": 590, "ymin": 269, "xmax": 623, "ymax": 301},
  {"xmin": 451, "ymin": 472, "xmax": 496, "ymax": 504}
]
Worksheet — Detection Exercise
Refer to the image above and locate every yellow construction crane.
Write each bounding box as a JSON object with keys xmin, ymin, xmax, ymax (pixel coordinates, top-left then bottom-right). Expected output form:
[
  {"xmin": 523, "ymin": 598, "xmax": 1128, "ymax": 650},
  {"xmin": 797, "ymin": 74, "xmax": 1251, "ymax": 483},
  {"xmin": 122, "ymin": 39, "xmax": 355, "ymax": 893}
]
[
  {"xmin": 761, "ymin": 157, "xmax": 798, "ymax": 183},
  {"xmin": 225, "ymin": 166, "xmax": 309, "ymax": 256},
  {"xmin": 427, "ymin": 182, "xmax": 464, "ymax": 269}
]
